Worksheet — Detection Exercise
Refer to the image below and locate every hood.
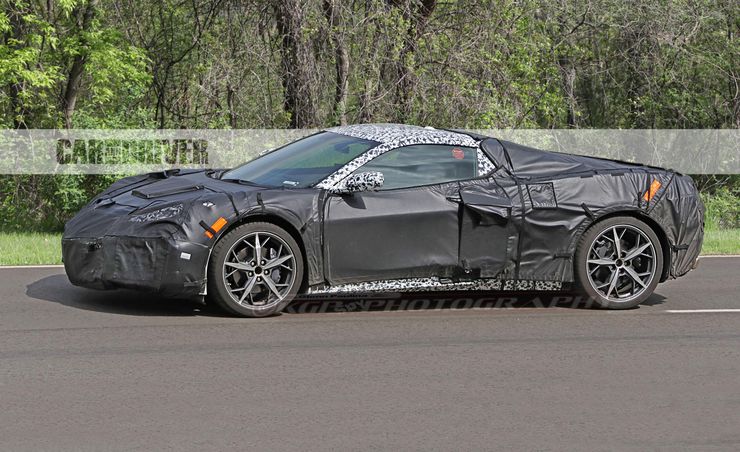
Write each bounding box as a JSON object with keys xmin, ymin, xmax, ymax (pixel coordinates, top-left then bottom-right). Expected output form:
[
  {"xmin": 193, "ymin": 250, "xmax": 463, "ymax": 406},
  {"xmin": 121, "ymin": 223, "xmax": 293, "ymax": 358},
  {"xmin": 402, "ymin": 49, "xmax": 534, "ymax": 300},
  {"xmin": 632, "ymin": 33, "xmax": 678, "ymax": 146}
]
[
  {"xmin": 91, "ymin": 169, "xmax": 268, "ymax": 209},
  {"xmin": 64, "ymin": 169, "xmax": 321, "ymax": 242},
  {"xmin": 65, "ymin": 170, "xmax": 253, "ymax": 239}
]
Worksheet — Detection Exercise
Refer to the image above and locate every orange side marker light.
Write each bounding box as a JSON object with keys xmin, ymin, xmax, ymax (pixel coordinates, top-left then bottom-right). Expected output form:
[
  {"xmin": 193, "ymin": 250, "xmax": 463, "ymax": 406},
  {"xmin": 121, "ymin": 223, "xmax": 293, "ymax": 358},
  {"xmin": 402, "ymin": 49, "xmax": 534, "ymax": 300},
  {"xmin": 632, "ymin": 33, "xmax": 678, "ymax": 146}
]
[
  {"xmin": 204, "ymin": 217, "xmax": 228, "ymax": 238},
  {"xmin": 643, "ymin": 180, "xmax": 661, "ymax": 202}
]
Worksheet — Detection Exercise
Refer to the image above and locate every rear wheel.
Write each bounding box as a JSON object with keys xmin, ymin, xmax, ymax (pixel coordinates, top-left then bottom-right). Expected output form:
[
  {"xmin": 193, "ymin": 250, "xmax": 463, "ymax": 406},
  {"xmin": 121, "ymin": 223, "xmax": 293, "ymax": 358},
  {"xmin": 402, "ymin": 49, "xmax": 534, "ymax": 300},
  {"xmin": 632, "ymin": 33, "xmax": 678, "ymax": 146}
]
[
  {"xmin": 207, "ymin": 222, "xmax": 303, "ymax": 317},
  {"xmin": 575, "ymin": 216, "xmax": 663, "ymax": 309}
]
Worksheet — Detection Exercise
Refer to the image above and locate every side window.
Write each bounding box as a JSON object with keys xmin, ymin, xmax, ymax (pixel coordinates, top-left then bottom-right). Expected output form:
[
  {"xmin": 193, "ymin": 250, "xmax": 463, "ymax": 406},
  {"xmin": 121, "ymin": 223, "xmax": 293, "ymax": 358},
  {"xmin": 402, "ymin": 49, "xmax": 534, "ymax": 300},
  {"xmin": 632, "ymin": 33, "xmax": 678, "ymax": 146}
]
[{"xmin": 355, "ymin": 144, "xmax": 478, "ymax": 190}]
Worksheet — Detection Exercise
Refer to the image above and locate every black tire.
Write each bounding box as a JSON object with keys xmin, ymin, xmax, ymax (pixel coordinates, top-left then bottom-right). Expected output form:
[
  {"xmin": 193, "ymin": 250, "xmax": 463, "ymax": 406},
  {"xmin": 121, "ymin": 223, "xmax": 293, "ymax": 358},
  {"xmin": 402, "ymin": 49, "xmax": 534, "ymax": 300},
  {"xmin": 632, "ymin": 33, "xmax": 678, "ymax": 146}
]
[
  {"xmin": 207, "ymin": 222, "xmax": 304, "ymax": 317},
  {"xmin": 574, "ymin": 216, "xmax": 663, "ymax": 309}
]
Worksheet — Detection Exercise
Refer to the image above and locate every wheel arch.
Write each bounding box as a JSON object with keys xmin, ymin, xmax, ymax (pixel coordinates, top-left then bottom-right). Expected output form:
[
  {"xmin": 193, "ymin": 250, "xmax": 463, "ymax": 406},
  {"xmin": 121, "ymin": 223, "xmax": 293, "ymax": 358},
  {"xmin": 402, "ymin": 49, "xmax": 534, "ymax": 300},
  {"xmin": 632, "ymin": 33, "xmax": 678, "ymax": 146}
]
[
  {"xmin": 572, "ymin": 209, "xmax": 671, "ymax": 283},
  {"xmin": 205, "ymin": 211, "xmax": 310, "ymax": 294}
]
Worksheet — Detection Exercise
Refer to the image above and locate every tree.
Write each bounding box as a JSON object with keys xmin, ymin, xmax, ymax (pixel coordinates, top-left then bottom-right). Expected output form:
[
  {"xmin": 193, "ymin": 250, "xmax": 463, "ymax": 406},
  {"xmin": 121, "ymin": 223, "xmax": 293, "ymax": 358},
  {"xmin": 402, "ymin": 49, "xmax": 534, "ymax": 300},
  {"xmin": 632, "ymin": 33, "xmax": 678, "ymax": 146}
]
[
  {"xmin": 323, "ymin": 0, "xmax": 349, "ymax": 125},
  {"xmin": 274, "ymin": 0, "xmax": 320, "ymax": 128},
  {"xmin": 61, "ymin": 0, "xmax": 98, "ymax": 129}
]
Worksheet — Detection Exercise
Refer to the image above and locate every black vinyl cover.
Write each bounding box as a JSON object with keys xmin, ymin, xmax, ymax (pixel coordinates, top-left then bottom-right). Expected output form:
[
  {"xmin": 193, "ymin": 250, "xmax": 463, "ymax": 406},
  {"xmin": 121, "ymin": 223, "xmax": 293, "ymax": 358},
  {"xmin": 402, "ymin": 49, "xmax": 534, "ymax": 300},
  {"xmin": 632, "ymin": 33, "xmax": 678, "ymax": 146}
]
[{"xmin": 62, "ymin": 133, "xmax": 704, "ymax": 299}]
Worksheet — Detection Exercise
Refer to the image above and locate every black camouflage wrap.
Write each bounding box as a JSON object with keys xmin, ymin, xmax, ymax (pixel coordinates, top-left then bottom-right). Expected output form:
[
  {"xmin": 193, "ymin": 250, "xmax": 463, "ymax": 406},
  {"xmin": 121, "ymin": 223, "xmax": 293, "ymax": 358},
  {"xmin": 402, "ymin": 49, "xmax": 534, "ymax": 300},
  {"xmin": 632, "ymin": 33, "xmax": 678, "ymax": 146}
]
[{"xmin": 63, "ymin": 124, "xmax": 704, "ymax": 299}]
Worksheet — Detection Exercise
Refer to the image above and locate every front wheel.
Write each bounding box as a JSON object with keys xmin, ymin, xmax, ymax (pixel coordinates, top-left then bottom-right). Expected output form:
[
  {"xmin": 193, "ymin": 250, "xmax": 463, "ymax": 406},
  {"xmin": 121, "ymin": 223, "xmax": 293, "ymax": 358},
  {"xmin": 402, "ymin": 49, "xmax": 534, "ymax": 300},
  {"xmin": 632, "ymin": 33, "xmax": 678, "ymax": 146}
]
[
  {"xmin": 575, "ymin": 216, "xmax": 663, "ymax": 309},
  {"xmin": 207, "ymin": 222, "xmax": 304, "ymax": 317}
]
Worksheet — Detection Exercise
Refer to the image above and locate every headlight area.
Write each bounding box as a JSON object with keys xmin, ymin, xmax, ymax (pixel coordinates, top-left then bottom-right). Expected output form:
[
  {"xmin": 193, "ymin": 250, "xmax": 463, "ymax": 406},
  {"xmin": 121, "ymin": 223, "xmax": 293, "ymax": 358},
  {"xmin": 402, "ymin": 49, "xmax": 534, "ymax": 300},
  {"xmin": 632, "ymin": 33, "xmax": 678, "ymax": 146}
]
[
  {"xmin": 129, "ymin": 203, "xmax": 184, "ymax": 223},
  {"xmin": 124, "ymin": 196, "xmax": 236, "ymax": 245}
]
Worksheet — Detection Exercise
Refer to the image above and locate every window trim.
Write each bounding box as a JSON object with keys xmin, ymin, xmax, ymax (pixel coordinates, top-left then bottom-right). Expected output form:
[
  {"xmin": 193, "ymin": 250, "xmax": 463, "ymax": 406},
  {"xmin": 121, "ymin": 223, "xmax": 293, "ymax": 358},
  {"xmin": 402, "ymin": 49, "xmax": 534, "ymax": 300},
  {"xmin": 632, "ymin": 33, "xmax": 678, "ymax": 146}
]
[{"xmin": 328, "ymin": 143, "xmax": 497, "ymax": 192}]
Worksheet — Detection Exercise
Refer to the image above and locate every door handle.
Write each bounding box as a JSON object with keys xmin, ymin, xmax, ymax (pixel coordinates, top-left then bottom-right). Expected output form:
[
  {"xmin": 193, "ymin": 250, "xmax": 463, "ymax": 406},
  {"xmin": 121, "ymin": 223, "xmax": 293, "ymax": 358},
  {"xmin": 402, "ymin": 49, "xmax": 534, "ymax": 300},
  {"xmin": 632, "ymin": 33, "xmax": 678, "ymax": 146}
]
[{"xmin": 446, "ymin": 195, "xmax": 462, "ymax": 203}]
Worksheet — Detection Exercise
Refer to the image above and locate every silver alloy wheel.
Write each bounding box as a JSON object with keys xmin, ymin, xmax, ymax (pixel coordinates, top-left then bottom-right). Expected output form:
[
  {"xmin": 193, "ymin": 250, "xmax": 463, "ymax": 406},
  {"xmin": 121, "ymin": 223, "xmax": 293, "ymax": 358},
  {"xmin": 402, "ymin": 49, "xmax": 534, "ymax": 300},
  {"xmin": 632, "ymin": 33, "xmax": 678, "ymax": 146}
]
[
  {"xmin": 222, "ymin": 231, "xmax": 297, "ymax": 310},
  {"xmin": 586, "ymin": 224, "xmax": 657, "ymax": 303}
]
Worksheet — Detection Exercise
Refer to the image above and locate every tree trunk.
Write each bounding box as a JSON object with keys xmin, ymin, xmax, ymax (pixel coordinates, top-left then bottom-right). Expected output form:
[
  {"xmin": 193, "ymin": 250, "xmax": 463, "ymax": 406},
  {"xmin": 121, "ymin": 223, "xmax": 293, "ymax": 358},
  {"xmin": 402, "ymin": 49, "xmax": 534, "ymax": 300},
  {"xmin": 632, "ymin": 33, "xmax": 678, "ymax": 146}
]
[
  {"xmin": 274, "ymin": 0, "xmax": 319, "ymax": 128},
  {"xmin": 559, "ymin": 56, "xmax": 578, "ymax": 128},
  {"xmin": 6, "ymin": 6, "xmax": 28, "ymax": 128},
  {"xmin": 729, "ymin": 13, "xmax": 739, "ymax": 128},
  {"xmin": 63, "ymin": 57, "xmax": 87, "ymax": 129},
  {"xmin": 323, "ymin": 0, "xmax": 349, "ymax": 125},
  {"xmin": 227, "ymin": 83, "xmax": 237, "ymax": 128},
  {"xmin": 358, "ymin": 5, "xmax": 383, "ymax": 123},
  {"xmin": 61, "ymin": 0, "xmax": 97, "ymax": 129}
]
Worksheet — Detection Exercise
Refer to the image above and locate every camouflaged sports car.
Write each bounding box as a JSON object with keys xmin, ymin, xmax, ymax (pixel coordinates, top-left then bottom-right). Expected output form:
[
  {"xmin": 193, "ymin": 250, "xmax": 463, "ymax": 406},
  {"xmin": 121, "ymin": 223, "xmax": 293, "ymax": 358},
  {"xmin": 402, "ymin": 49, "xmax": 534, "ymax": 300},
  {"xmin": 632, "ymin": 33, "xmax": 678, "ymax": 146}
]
[{"xmin": 63, "ymin": 124, "xmax": 704, "ymax": 317}]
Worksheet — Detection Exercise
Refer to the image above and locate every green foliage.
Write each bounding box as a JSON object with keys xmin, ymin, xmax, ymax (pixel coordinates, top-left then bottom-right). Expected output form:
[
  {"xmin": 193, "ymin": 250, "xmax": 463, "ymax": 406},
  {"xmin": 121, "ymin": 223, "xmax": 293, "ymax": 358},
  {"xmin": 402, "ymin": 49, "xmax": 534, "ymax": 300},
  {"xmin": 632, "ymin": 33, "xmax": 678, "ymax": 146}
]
[
  {"xmin": 0, "ymin": 0, "xmax": 150, "ymax": 128},
  {"xmin": 1, "ymin": 0, "xmax": 737, "ymax": 129},
  {"xmin": 0, "ymin": 174, "xmax": 119, "ymax": 231},
  {"xmin": 702, "ymin": 188, "xmax": 740, "ymax": 230},
  {"xmin": 85, "ymin": 31, "xmax": 151, "ymax": 105},
  {"xmin": 0, "ymin": 0, "xmax": 737, "ymax": 232}
]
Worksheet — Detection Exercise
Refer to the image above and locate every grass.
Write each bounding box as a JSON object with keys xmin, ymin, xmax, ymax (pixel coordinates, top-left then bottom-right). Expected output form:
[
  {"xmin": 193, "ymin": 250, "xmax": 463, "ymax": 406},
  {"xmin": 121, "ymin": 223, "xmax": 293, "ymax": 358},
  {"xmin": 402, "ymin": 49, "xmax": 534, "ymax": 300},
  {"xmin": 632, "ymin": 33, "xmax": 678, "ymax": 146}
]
[
  {"xmin": 0, "ymin": 232, "xmax": 63, "ymax": 265},
  {"xmin": 701, "ymin": 228, "xmax": 740, "ymax": 255},
  {"xmin": 0, "ymin": 228, "xmax": 737, "ymax": 266}
]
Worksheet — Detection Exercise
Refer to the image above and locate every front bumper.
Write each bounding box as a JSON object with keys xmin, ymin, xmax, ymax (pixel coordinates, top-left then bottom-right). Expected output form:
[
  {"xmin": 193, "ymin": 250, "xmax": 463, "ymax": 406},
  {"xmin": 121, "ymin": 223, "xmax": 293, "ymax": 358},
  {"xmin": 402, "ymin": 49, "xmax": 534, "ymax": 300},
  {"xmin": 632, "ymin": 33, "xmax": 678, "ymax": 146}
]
[{"xmin": 62, "ymin": 236, "xmax": 210, "ymax": 299}]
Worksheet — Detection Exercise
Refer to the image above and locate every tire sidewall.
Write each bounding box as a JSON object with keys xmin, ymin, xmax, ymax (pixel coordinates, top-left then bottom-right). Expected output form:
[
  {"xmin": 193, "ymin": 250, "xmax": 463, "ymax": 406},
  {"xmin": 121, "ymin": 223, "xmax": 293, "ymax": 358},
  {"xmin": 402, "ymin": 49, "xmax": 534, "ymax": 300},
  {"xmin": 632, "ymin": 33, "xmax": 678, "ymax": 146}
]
[{"xmin": 207, "ymin": 222, "xmax": 304, "ymax": 317}]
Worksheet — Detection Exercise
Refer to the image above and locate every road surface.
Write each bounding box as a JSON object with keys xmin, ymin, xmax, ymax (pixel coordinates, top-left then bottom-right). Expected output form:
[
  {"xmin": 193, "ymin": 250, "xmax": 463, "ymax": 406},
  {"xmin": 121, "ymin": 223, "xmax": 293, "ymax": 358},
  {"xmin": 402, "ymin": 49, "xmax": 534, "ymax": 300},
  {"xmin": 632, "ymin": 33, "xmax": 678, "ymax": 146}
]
[{"xmin": 1, "ymin": 257, "xmax": 739, "ymax": 451}]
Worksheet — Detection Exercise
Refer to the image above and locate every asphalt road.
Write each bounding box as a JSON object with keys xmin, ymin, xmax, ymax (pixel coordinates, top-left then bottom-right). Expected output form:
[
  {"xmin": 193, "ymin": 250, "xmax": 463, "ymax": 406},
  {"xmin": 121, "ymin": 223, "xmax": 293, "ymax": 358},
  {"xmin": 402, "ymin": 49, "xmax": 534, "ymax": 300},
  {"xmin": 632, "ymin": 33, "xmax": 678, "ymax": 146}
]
[{"xmin": 1, "ymin": 257, "xmax": 739, "ymax": 451}]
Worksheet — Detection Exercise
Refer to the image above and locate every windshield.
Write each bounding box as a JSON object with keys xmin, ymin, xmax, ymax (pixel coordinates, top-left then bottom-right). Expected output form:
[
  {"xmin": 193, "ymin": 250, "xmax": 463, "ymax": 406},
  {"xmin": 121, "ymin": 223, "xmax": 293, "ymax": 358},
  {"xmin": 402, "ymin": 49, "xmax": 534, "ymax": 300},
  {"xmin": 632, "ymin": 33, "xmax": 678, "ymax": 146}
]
[{"xmin": 221, "ymin": 132, "xmax": 378, "ymax": 188}]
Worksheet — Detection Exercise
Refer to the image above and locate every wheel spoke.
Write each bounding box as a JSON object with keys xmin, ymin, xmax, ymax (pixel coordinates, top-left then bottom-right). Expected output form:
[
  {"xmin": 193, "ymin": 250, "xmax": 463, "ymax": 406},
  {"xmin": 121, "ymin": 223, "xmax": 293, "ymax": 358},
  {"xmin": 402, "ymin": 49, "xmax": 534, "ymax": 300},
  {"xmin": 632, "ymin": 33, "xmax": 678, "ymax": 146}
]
[
  {"xmin": 254, "ymin": 232, "xmax": 262, "ymax": 261},
  {"xmin": 225, "ymin": 261, "xmax": 254, "ymax": 271},
  {"xmin": 263, "ymin": 254, "xmax": 293, "ymax": 270},
  {"xmin": 588, "ymin": 258, "xmax": 615, "ymax": 266},
  {"xmin": 596, "ymin": 266, "xmax": 617, "ymax": 289},
  {"xmin": 612, "ymin": 227, "xmax": 622, "ymax": 256},
  {"xmin": 261, "ymin": 275, "xmax": 282, "ymax": 299},
  {"xmin": 238, "ymin": 276, "xmax": 258, "ymax": 304},
  {"xmin": 606, "ymin": 268, "xmax": 620, "ymax": 297},
  {"xmin": 624, "ymin": 243, "xmax": 651, "ymax": 261},
  {"xmin": 623, "ymin": 265, "xmax": 647, "ymax": 288}
]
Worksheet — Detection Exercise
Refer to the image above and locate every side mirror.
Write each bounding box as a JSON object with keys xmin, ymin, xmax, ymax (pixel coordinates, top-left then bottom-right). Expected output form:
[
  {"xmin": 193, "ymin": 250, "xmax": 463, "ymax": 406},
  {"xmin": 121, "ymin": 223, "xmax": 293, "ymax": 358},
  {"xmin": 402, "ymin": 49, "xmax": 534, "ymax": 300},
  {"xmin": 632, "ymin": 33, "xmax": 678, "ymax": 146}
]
[{"xmin": 339, "ymin": 171, "xmax": 384, "ymax": 194}]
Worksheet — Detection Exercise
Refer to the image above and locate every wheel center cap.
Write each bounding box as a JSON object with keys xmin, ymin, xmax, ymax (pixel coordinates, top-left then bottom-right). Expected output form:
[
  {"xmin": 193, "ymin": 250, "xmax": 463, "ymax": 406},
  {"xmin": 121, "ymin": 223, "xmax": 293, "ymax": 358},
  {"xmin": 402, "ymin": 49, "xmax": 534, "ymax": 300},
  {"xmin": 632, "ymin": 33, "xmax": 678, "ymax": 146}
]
[
  {"xmin": 254, "ymin": 266, "xmax": 263, "ymax": 274},
  {"xmin": 615, "ymin": 259, "xmax": 624, "ymax": 267}
]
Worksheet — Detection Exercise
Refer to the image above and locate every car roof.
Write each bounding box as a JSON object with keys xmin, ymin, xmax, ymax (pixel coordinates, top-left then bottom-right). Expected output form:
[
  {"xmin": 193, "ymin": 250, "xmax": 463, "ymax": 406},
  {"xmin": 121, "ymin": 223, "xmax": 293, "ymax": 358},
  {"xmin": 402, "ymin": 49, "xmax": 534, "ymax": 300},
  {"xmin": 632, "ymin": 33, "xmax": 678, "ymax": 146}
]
[{"xmin": 326, "ymin": 123, "xmax": 477, "ymax": 146}]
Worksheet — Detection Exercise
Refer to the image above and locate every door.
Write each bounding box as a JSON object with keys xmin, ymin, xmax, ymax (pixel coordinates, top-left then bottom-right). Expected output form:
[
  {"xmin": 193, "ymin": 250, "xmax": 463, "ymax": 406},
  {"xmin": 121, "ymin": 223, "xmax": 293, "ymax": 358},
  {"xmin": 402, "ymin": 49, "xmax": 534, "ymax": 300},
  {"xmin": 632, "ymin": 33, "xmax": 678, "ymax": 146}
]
[
  {"xmin": 324, "ymin": 184, "xmax": 461, "ymax": 283},
  {"xmin": 323, "ymin": 144, "xmax": 479, "ymax": 284},
  {"xmin": 457, "ymin": 178, "xmax": 515, "ymax": 278}
]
